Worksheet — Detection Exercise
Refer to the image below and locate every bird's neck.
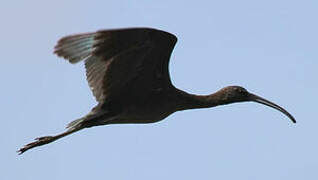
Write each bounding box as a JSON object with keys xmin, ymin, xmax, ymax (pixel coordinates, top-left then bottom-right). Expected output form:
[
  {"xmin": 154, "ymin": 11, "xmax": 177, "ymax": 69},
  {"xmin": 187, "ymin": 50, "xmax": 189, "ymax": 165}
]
[{"xmin": 175, "ymin": 89, "xmax": 230, "ymax": 111}]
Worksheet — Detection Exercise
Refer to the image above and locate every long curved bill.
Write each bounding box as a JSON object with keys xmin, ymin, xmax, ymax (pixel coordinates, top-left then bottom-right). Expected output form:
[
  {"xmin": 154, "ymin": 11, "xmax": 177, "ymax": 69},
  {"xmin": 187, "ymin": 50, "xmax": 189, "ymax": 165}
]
[{"xmin": 249, "ymin": 93, "xmax": 296, "ymax": 123}]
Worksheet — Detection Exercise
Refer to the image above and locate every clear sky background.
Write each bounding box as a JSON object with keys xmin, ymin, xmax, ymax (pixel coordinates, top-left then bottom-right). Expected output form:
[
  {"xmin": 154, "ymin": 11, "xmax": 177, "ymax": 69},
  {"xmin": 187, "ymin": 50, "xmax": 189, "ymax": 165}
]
[{"xmin": 1, "ymin": 0, "xmax": 317, "ymax": 179}]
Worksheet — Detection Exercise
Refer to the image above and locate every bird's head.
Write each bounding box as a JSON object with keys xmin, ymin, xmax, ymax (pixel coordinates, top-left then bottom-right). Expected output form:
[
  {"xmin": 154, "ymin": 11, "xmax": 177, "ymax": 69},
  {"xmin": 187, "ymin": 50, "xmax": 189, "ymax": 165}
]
[
  {"xmin": 220, "ymin": 86, "xmax": 249, "ymax": 103},
  {"xmin": 219, "ymin": 86, "xmax": 296, "ymax": 123}
]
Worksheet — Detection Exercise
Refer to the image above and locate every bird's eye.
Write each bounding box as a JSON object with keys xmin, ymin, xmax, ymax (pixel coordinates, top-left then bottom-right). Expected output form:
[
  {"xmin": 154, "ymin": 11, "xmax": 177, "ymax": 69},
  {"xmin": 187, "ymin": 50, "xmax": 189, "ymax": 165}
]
[{"xmin": 236, "ymin": 87, "xmax": 248, "ymax": 95}]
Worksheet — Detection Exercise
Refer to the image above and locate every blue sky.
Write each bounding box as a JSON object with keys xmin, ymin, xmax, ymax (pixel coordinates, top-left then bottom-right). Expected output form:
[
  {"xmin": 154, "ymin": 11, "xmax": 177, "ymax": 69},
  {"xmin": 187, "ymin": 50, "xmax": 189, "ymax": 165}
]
[{"xmin": 1, "ymin": 0, "xmax": 317, "ymax": 179}]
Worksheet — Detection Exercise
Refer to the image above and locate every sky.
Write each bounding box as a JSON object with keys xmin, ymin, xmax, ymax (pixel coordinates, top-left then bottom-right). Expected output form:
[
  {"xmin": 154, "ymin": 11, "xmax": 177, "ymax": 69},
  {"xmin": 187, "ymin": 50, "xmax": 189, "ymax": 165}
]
[{"xmin": 1, "ymin": 0, "xmax": 317, "ymax": 179}]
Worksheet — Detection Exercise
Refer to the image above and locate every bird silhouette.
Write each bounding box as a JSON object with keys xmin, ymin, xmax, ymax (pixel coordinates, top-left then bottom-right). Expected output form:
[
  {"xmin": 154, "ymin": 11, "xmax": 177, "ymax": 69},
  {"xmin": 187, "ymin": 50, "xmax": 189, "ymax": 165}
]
[{"xmin": 18, "ymin": 28, "xmax": 296, "ymax": 154}]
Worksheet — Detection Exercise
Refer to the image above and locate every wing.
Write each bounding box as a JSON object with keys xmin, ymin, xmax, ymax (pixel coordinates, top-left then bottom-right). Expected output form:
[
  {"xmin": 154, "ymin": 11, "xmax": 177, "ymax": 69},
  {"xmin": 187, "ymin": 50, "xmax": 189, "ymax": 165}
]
[{"xmin": 54, "ymin": 28, "xmax": 177, "ymax": 103}]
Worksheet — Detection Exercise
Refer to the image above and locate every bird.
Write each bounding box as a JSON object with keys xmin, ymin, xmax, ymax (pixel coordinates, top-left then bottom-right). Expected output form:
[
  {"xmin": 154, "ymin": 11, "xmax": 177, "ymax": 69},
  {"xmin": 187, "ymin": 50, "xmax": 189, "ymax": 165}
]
[{"xmin": 18, "ymin": 27, "xmax": 296, "ymax": 154}]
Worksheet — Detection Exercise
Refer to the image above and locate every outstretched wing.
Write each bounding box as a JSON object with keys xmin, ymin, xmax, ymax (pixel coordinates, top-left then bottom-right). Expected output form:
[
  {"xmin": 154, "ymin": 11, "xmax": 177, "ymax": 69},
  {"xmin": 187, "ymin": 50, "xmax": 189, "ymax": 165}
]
[{"xmin": 54, "ymin": 28, "xmax": 177, "ymax": 103}]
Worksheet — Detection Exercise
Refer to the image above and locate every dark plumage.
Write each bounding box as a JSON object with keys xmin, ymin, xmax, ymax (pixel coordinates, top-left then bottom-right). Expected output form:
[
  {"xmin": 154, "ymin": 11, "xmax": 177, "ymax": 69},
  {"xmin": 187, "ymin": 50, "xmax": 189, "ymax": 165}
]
[{"xmin": 18, "ymin": 28, "xmax": 295, "ymax": 154}]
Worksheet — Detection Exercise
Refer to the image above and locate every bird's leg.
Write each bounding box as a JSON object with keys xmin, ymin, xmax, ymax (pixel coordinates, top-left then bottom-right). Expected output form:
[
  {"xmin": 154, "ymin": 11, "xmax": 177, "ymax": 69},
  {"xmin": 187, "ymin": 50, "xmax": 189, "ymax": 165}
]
[{"xmin": 17, "ymin": 126, "xmax": 83, "ymax": 155}]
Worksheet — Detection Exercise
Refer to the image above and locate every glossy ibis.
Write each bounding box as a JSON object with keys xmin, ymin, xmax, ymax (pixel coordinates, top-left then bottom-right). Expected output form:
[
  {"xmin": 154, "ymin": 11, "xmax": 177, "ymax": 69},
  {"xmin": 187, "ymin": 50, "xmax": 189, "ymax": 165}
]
[{"xmin": 18, "ymin": 28, "xmax": 296, "ymax": 154}]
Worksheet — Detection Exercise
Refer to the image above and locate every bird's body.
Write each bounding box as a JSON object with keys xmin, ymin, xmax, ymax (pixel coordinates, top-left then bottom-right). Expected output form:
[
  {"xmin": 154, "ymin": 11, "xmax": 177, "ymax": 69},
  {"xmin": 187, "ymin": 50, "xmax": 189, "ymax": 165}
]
[
  {"xmin": 83, "ymin": 87, "xmax": 180, "ymax": 126},
  {"xmin": 18, "ymin": 28, "xmax": 296, "ymax": 154}
]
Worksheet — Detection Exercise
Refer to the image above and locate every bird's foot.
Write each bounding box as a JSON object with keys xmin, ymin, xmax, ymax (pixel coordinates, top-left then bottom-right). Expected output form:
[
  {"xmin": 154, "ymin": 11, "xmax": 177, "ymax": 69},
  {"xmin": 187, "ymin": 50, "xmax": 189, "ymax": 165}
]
[{"xmin": 17, "ymin": 136, "xmax": 55, "ymax": 155}]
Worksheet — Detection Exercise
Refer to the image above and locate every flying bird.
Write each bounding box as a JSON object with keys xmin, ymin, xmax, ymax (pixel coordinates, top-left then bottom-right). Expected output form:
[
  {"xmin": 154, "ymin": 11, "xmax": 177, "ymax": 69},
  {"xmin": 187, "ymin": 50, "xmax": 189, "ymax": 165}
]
[{"xmin": 18, "ymin": 28, "xmax": 296, "ymax": 154}]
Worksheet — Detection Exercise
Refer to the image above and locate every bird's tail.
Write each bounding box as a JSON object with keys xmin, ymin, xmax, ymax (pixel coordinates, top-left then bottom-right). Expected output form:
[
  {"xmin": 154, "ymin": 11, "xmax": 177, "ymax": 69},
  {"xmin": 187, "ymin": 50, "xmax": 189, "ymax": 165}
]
[
  {"xmin": 66, "ymin": 117, "xmax": 87, "ymax": 130},
  {"xmin": 66, "ymin": 111, "xmax": 108, "ymax": 130}
]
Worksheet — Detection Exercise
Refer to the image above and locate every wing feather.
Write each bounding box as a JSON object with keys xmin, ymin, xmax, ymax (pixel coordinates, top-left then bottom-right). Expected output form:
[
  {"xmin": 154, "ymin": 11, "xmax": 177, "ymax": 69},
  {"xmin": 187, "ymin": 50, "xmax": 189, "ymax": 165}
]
[
  {"xmin": 84, "ymin": 56, "xmax": 109, "ymax": 102},
  {"xmin": 54, "ymin": 28, "xmax": 177, "ymax": 103},
  {"xmin": 54, "ymin": 32, "xmax": 96, "ymax": 64}
]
